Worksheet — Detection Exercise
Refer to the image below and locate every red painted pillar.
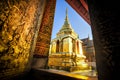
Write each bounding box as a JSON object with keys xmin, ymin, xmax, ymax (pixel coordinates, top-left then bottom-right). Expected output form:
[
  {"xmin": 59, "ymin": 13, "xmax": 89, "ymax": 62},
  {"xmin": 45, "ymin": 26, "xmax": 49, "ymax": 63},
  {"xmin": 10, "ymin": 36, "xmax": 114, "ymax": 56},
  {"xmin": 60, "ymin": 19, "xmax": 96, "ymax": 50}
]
[{"xmin": 32, "ymin": 0, "xmax": 56, "ymax": 69}]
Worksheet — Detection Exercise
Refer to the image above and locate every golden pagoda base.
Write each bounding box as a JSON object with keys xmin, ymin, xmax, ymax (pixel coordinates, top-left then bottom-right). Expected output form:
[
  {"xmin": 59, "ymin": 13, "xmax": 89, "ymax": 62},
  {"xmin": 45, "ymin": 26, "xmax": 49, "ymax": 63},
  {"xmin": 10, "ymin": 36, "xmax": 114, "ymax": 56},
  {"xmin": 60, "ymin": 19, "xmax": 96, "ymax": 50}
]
[
  {"xmin": 48, "ymin": 53, "xmax": 90, "ymax": 72},
  {"xmin": 69, "ymin": 66, "xmax": 90, "ymax": 72},
  {"xmin": 49, "ymin": 65, "xmax": 90, "ymax": 72}
]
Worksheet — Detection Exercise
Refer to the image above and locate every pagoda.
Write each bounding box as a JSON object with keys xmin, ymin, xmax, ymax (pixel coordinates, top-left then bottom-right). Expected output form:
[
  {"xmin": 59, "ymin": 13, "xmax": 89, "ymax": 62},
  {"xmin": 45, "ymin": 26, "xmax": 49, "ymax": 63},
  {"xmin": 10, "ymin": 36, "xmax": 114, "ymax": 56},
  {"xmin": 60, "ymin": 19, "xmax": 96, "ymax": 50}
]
[{"xmin": 48, "ymin": 9, "xmax": 89, "ymax": 72}]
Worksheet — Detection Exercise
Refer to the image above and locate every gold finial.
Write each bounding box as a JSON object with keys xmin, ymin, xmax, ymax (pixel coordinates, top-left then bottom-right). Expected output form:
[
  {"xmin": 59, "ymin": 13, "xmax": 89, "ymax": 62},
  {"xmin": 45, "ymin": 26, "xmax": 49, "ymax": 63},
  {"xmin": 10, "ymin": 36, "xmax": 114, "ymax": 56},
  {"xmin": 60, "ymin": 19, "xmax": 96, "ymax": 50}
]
[
  {"xmin": 65, "ymin": 8, "xmax": 68, "ymax": 21},
  {"xmin": 66, "ymin": 8, "xmax": 68, "ymax": 16}
]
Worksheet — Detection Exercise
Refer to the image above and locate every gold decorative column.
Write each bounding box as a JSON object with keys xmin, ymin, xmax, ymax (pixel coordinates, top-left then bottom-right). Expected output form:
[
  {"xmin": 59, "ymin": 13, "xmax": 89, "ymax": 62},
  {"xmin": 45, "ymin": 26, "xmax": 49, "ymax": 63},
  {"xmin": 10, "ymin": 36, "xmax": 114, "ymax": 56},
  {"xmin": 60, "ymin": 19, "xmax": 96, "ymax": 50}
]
[
  {"xmin": 0, "ymin": 0, "xmax": 47, "ymax": 78},
  {"xmin": 75, "ymin": 40, "xmax": 78, "ymax": 54}
]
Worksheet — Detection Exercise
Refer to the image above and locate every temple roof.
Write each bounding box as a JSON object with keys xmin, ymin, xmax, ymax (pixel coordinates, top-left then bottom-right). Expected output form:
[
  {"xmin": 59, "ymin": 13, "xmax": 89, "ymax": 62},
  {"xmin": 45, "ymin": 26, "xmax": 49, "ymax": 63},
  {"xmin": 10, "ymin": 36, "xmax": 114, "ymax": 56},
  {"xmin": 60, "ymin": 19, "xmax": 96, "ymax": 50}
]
[{"xmin": 65, "ymin": 0, "xmax": 90, "ymax": 25}]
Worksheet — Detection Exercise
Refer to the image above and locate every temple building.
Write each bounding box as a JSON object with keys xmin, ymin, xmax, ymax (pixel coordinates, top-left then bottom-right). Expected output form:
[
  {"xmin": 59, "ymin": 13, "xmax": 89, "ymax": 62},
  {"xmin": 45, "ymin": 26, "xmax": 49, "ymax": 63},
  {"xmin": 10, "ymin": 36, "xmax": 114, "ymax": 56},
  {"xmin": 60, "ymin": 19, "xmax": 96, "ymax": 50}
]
[
  {"xmin": 48, "ymin": 9, "xmax": 89, "ymax": 72},
  {"xmin": 81, "ymin": 36, "xmax": 95, "ymax": 62},
  {"xmin": 81, "ymin": 36, "xmax": 96, "ymax": 69}
]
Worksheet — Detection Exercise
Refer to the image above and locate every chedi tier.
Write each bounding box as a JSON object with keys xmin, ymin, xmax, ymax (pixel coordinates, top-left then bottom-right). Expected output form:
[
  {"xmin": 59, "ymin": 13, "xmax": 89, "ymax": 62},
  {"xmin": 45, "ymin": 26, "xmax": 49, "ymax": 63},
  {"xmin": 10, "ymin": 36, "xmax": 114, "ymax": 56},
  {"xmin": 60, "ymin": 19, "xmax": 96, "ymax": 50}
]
[{"xmin": 48, "ymin": 9, "xmax": 90, "ymax": 72}]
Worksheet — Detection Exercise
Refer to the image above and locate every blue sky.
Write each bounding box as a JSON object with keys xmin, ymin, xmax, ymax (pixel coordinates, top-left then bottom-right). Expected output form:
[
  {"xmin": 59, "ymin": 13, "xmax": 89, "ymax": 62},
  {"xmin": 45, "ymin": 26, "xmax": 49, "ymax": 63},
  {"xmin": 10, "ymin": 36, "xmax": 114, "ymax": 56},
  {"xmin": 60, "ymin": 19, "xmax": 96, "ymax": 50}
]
[{"xmin": 51, "ymin": 0, "xmax": 93, "ymax": 40}]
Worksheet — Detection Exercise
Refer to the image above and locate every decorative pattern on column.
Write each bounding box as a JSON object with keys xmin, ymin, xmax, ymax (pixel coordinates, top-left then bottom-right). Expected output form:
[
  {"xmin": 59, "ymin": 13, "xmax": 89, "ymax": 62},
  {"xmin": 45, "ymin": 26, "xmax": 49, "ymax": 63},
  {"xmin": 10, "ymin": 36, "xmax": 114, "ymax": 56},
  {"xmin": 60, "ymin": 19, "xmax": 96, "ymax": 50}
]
[
  {"xmin": 34, "ymin": 0, "xmax": 56, "ymax": 57},
  {"xmin": 32, "ymin": 0, "xmax": 56, "ymax": 69}
]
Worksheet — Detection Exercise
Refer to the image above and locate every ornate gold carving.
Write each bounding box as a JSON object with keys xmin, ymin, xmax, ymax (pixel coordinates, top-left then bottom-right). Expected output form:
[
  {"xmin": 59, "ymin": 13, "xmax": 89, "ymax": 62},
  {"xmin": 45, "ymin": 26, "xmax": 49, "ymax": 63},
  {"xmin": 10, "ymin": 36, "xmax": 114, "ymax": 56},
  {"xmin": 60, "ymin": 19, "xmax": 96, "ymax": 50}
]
[{"xmin": 0, "ymin": 0, "xmax": 46, "ymax": 77}]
